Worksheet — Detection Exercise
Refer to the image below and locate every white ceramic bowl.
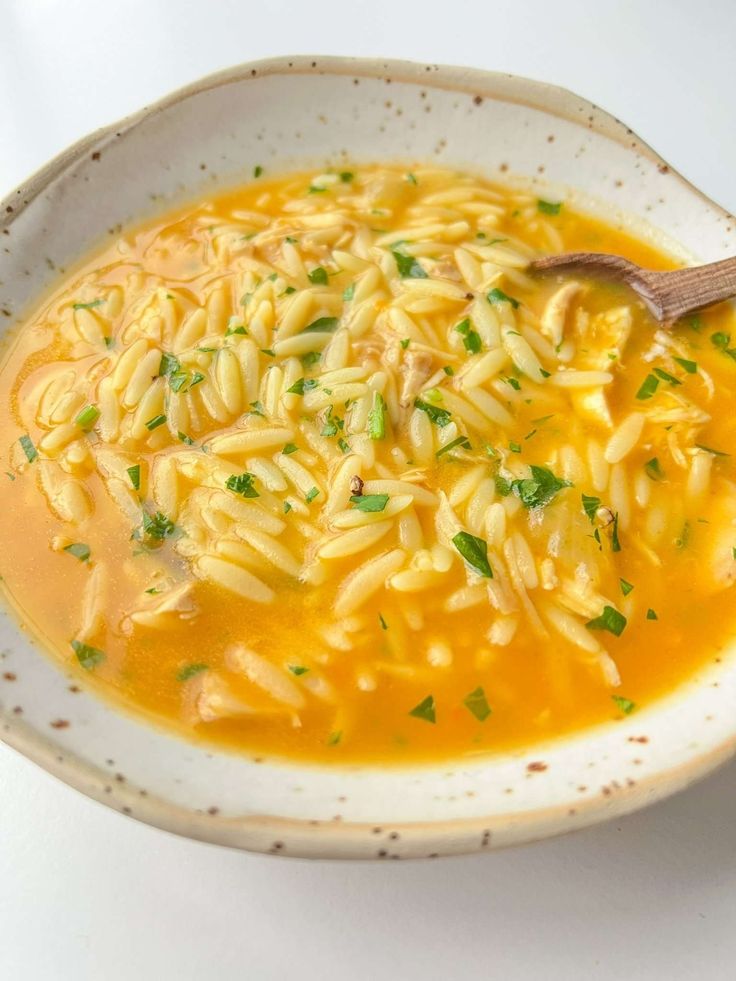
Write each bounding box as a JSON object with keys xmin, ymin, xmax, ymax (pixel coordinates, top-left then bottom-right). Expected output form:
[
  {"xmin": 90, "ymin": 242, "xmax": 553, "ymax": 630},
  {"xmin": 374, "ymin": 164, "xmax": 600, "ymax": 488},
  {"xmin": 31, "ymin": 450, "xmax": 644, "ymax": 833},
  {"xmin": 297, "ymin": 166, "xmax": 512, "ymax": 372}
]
[{"xmin": 2, "ymin": 56, "xmax": 736, "ymax": 860}]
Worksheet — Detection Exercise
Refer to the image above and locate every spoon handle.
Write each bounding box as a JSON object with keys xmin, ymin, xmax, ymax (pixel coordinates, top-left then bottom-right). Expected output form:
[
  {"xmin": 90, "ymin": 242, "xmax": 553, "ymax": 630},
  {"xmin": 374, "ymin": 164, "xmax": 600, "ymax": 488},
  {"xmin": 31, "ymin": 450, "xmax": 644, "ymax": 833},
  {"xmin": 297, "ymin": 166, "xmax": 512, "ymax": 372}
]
[{"xmin": 641, "ymin": 256, "xmax": 736, "ymax": 321}]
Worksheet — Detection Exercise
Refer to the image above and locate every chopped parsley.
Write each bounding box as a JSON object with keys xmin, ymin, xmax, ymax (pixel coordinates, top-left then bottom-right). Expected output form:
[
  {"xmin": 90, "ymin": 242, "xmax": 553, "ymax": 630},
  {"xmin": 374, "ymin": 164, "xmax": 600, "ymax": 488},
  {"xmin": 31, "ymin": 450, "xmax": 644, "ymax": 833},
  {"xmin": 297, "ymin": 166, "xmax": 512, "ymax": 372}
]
[
  {"xmin": 177, "ymin": 663, "xmax": 208, "ymax": 681},
  {"xmin": 611, "ymin": 513, "xmax": 622, "ymax": 552},
  {"xmin": 644, "ymin": 457, "xmax": 664, "ymax": 481},
  {"xmin": 494, "ymin": 473, "xmax": 512, "ymax": 497},
  {"xmin": 673, "ymin": 357, "xmax": 697, "ymax": 374},
  {"xmin": 308, "ymin": 266, "xmax": 328, "ymax": 285},
  {"xmin": 178, "ymin": 432, "xmax": 195, "ymax": 446},
  {"xmin": 711, "ymin": 332, "xmax": 736, "ymax": 360},
  {"xmin": 436, "ymin": 435, "xmax": 471, "ymax": 458},
  {"xmin": 509, "ymin": 441, "xmax": 521, "ymax": 453},
  {"xmin": 350, "ymin": 493, "xmax": 389, "ymax": 512},
  {"xmin": 537, "ymin": 199, "xmax": 562, "ymax": 215},
  {"xmin": 338, "ymin": 437, "xmax": 351, "ymax": 454},
  {"xmin": 343, "ymin": 283, "xmax": 355, "ymax": 301},
  {"xmin": 75, "ymin": 404, "xmax": 99, "ymax": 430},
  {"xmin": 126, "ymin": 465, "xmax": 141, "ymax": 490},
  {"xmin": 585, "ymin": 605, "xmax": 627, "ymax": 637},
  {"xmin": 63, "ymin": 543, "xmax": 90, "ymax": 562},
  {"xmin": 288, "ymin": 665, "xmax": 310, "ymax": 676},
  {"xmin": 653, "ymin": 367, "xmax": 681, "ymax": 386},
  {"xmin": 302, "ymin": 316, "xmax": 339, "ymax": 335},
  {"xmin": 145, "ymin": 414, "xmax": 167, "ymax": 432},
  {"xmin": 406, "ymin": 172, "xmax": 418, "ymax": 185},
  {"xmin": 582, "ymin": 494, "xmax": 601, "ymax": 523},
  {"xmin": 612, "ymin": 695, "xmax": 636, "ymax": 715},
  {"xmin": 487, "ymin": 287, "xmax": 520, "ymax": 309},
  {"xmin": 392, "ymin": 249, "xmax": 428, "ymax": 279},
  {"xmin": 327, "ymin": 730, "xmax": 343, "ymax": 745},
  {"xmin": 283, "ymin": 501, "xmax": 293, "ymax": 514},
  {"xmin": 443, "ymin": 365, "xmax": 455, "ymax": 376},
  {"xmin": 512, "ymin": 466, "xmax": 571, "ymax": 510},
  {"xmin": 452, "ymin": 531, "xmax": 493, "ymax": 578},
  {"xmin": 378, "ymin": 613, "xmax": 388, "ymax": 631},
  {"xmin": 225, "ymin": 324, "xmax": 247, "ymax": 337},
  {"xmin": 455, "ymin": 317, "xmax": 482, "ymax": 354},
  {"xmin": 463, "ymin": 686, "xmax": 492, "ymax": 722},
  {"xmin": 158, "ymin": 352, "xmax": 180, "ymax": 378},
  {"xmin": 283, "ymin": 443, "xmax": 298, "ymax": 455},
  {"xmin": 71, "ymin": 639, "xmax": 105, "ymax": 670},
  {"xmin": 287, "ymin": 377, "xmax": 319, "ymax": 396},
  {"xmin": 305, "ymin": 486, "xmax": 320, "ymax": 504},
  {"xmin": 19, "ymin": 434, "xmax": 37, "ymax": 463},
  {"xmin": 134, "ymin": 510, "xmax": 178, "ymax": 545},
  {"xmin": 400, "ymin": 338, "xmax": 411, "ymax": 350},
  {"xmin": 226, "ymin": 472, "xmax": 259, "ymax": 499},
  {"xmin": 505, "ymin": 376, "xmax": 521, "ymax": 391},
  {"xmin": 367, "ymin": 392, "xmax": 386, "ymax": 440},
  {"xmin": 72, "ymin": 299, "xmax": 104, "ymax": 310},
  {"xmin": 619, "ymin": 578, "xmax": 634, "ymax": 597},
  {"xmin": 339, "ymin": 171, "xmax": 354, "ymax": 183},
  {"xmin": 414, "ymin": 398, "xmax": 451, "ymax": 427},
  {"xmin": 636, "ymin": 374, "xmax": 660, "ymax": 400},
  {"xmin": 253, "ymin": 165, "xmax": 263, "ymax": 178},
  {"xmin": 409, "ymin": 694, "xmax": 436, "ymax": 724},
  {"xmin": 646, "ymin": 608, "xmax": 658, "ymax": 620}
]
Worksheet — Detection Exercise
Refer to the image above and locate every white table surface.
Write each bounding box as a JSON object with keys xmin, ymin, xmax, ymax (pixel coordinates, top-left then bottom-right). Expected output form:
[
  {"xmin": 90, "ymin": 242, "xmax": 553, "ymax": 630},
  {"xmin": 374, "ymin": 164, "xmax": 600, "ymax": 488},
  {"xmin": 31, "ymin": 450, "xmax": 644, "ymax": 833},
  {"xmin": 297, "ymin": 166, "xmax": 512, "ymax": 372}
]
[{"xmin": 2, "ymin": 2, "xmax": 736, "ymax": 978}]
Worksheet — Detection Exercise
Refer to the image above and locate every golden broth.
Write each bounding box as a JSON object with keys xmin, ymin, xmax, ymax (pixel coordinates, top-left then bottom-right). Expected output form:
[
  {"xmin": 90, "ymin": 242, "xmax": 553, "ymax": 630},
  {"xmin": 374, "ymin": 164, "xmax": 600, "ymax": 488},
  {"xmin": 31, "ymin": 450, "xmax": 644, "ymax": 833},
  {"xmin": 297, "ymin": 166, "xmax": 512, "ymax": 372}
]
[{"xmin": 1, "ymin": 164, "xmax": 735, "ymax": 764}]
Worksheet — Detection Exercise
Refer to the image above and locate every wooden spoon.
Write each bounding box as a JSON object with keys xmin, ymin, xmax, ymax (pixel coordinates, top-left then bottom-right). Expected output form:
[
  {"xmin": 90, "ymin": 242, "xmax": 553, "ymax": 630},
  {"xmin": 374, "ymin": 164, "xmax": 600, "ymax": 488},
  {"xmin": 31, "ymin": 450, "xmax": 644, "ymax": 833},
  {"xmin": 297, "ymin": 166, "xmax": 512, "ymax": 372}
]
[{"xmin": 530, "ymin": 252, "xmax": 736, "ymax": 322}]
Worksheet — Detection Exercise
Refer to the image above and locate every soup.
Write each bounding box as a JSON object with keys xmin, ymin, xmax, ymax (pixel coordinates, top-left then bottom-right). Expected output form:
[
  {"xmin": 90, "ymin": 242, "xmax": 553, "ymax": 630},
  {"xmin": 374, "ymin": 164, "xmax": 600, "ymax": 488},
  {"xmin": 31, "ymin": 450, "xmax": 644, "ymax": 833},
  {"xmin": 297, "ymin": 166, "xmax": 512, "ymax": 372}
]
[{"xmin": 1, "ymin": 165, "xmax": 735, "ymax": 764}]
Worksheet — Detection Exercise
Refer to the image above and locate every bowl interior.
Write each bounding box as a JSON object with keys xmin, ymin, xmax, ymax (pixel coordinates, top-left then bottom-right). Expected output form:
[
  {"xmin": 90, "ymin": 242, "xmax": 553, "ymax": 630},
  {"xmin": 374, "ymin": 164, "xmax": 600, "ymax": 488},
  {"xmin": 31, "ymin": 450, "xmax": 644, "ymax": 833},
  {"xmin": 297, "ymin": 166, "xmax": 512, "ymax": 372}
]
[{"xmin": 2, "ymin": 57, "xmax": 736, "ymax": 858}]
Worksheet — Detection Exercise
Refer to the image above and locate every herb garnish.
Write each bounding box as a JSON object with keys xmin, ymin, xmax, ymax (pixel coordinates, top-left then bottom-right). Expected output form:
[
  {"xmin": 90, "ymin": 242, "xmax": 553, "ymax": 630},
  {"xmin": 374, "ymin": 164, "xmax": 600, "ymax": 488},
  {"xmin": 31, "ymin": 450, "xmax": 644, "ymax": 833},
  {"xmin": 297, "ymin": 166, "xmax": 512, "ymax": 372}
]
[
  {"xmin": 350, "ymin": 493, "xmax": 389, "ymax": 512},
  {"xmin": 414, "ymin": 398, "xmax": 451, "ymax": 427},
  {"xmin": 19, "ymin": 434, "xmax": 37, "ymax": 463},
  {"xmin": 283, "ymin": 443, "xmax": 298, "ymax": 455},
  {"xmin": 512, "ymin": 466, "xmax": 571, "ymax": 510},
  {"xmin": 75, "ymin": 404, "xmax": 99, "ymax": 430},
  {"xmin": 452, "ymin": 531, "xmax": 493, "ymax": 578},
  {"xmin": 226, "ymin": 472, "xmax": 259, "ymax": 499},
  {"xmin": 487, "ymin": 287, "xmax": 520, "ymax": 309},
  {"xmin": 636, "ymin": 374, "xmax": 659, "ymax": 400},
  {"xmin": 646, "ymin": 608, "xmax": 658, "ymax": 620},
  {"xmin": 409, "ymin": 695, "xmax": 436, "ymax": 723},
  {"xmin": 302, "ymin": 316, "xmax": 339, "ymax": 335},
  {"xmin": 177, "ymin": 663, "xmax": 208, "ymax": 681},
  {"xmin": 287, "ymin": 377, "xmax": 319, "ymax": 396},
  {"xmin": 644, "ymin": 457, "xmax": 664, "ymax": 481},
  {"xmin": 71, "ymin": 639, "xmax": 105, "ymax": 670},
  {"xmin": 127, "ymin": 465, "xmax": 141, "ymax": 490},
  {"xmin": 620, "ymin": 579, "xmax": 634, "ymax": 596},
  {"xmin": 145, "ymin": 414, "xmax": 167, "ymax": 431},
  {"xmin": 537, "ymin": 199, "xmax": 562, "ymax": 215},
  {"xmin": 305, "ymin": 486, "xmax": 320, "ymax": 504},
  {"xmin": 308, "ymin": 266, "xmax": 328, "ymax": 285},
  {"xmin": 63, "ymin": 543, "xmax": 90, "ymax": 562},
  {"xmin": 582, "ymin": 494, "xmax": 601, "ymax": 523},
  {"xmin": 673, "ymin": 357, "xmax": 697, "ymax": 374},
  {"xmin": 455, "ymin": 317, "xmax": 482, "ymax": 354},
  {"xmin": 392, "ymin": 249, "xmax": 428, "ymax": 279},
  {"xmin": 612, "ymin": 695, "xmax": 636, "ymax": 715},
  {"xmin": 436, "ymin": 435, "xmax": 471, "ymax": 458},
  {"xmin": 72, "ymin": 299, "xmax": 103, "ymax": 310},
  {"xmin": 585, "ymin": 605, "xmax": 627, "ymax": 637},
  {"xmin": 463, "ymin": 686, "xmax": 492, "ymax": 721},
  {"xmin": 367, "ymin": 392, "xmax": 386, "ymax": 440}
]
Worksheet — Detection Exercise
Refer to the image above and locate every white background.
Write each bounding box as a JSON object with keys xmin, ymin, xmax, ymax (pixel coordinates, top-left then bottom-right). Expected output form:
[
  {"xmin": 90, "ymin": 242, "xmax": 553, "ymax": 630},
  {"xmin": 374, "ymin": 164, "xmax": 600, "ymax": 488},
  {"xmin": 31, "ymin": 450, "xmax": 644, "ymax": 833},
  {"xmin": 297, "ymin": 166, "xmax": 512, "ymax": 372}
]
[{"xmin": 1, "ymin": 2, "xmax": 736, "ymax": 978}]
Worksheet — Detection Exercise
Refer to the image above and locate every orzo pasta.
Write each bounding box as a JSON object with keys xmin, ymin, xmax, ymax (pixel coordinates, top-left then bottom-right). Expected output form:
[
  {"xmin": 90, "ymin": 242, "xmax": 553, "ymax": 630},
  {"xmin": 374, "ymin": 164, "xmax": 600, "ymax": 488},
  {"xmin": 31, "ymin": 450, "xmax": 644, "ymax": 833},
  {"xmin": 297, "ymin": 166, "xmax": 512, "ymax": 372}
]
[{"xmin": 1, "ymin": 164, "xmax": 735, "ymax": 763}]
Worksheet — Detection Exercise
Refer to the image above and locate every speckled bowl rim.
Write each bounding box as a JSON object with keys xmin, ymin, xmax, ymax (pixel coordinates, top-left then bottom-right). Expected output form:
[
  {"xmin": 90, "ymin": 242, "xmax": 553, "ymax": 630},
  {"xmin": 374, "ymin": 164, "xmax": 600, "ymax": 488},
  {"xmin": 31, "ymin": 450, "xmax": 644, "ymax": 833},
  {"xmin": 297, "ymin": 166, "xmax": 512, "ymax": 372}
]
[{"xmin": 2, "ymin": 54, "xmax": 736, "ymax": 859}]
